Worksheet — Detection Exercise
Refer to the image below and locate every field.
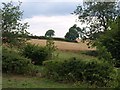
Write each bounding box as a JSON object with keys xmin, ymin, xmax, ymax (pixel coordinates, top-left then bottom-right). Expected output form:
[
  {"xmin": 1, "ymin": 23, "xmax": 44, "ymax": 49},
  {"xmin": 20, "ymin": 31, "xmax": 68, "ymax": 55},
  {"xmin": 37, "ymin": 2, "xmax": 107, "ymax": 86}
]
[
  {"xmin": 3, "ymin": 39, "xmax": 97, "ymax": 88},
  {"xmin": 3, "ymin": 39, "xmax": 120, "ymax": 88},
  {"xmin": 28, "ymin": 39, "xmax": 95, "ymax": 51}
]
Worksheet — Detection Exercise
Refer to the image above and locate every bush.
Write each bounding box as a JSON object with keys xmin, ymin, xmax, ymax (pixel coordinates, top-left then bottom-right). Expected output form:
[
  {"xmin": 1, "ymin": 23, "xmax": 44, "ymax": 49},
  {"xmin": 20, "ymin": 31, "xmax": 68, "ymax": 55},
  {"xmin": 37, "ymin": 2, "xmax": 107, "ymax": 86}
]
[
  {"xmin": 96, "ymin": 17, "xmax": 120, "ymax": 67},
  {"xmin": 2, "ymin": 46, "xmax": 37, "ymax": 75},
  {"xmin": 43, "ymin": 58, "xmax": 117, "ymax": 87},
  {"xmin": 46, "ymin": 39, "xmax": 57, "ymax": 59},
  {"xmin": 21, "ymin": 43, "xmax": 50, "ymax": 65}
]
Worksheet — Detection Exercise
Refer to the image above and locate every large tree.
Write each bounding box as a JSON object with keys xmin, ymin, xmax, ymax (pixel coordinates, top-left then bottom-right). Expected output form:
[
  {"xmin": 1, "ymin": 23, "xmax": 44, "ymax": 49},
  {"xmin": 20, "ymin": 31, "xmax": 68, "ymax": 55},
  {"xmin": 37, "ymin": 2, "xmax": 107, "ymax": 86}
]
[
  {"xmin": 45, "ymin": 29, "xmax": 55, "ymax": 37},
  {"xmin": 65, "ymin": 24, "xmax": 79, "ymax": 41},
  {"xmin": 1, "ymin": 1, "xmax": 30, "ymax": 47},
  {"xmin": 74, "ymin": 1, "xmax": 120, "ymax": 45},
  {"xmin": 96, "ymin": 16, "xmax": 120, "ymax": 67}
]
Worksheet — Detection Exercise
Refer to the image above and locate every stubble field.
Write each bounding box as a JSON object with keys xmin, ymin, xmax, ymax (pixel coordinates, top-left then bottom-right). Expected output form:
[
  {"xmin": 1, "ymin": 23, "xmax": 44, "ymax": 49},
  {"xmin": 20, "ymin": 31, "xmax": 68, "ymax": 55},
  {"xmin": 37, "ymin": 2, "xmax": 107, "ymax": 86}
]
[{"xmin": 28, "ymin": 39, "xmax": 95, "ymax": 52}]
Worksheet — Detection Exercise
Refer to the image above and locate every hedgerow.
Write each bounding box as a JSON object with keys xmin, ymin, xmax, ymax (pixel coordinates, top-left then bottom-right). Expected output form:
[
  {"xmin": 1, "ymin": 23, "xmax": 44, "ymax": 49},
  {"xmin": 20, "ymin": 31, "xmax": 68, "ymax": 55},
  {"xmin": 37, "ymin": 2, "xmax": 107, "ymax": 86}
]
[{"xmin": 43, "ymin": 58, "xmax": 117, "ymax": 87}]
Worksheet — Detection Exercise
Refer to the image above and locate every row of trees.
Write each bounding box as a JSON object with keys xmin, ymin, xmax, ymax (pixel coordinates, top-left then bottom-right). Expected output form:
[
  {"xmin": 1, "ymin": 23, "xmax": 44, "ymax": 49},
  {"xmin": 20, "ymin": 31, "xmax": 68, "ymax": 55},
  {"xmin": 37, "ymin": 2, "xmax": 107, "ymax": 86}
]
[{"xmin": 45, "ymin": 26, "xmax": 80, "ymax": 41}]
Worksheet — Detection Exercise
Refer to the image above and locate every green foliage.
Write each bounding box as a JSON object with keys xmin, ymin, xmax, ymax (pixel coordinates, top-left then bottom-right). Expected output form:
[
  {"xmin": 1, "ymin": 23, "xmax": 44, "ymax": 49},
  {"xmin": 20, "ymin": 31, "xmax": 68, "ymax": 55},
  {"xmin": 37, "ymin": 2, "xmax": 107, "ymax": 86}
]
[
  {"xmin": 1, "ymin": 1, "xmax": 30, "ymax": 47},
  {"xmin": 2, "ymin": 46, "xmax": 36, "ymax": 75},
  {"xmin": 116, "ymin": 69, "xmax": 120, "ymax": 88},
  {"xmin": 96, "ymin": 16, "xmax": 120, "ymax": 67},
  {"xmin": 44, "ymin": 58, "xmax": 117, "ymax": 87},
  {"xmin": 45, "ymin": 29, "xmax": 55, "ymax": 37},
  {"xmin": 65, "ymin": 24, "xmax": 79, "ymax": 41},
  {"xmin": 96, "ymin": 42, "xmax": 113, "ymax": 65},
  {"xmin": 73, "ymin": 1, "xmax": 120, "ymax": 44},
  {"xmin": 46, "ymin": 39, "xmax": 57, "ymax": 59},
  {"xmin": 21, "ymin": 43, "xmax": 49, "ymax": 65},
  {"xmin": 21, "ymin": 39, "xmax": 57, "ymax": 65}
]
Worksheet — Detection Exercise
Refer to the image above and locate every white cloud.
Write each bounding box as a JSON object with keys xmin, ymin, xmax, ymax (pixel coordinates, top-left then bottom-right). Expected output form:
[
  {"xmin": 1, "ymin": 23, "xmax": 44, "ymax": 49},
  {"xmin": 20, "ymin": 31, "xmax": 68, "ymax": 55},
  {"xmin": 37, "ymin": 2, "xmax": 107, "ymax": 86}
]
[{"xmin": 22, "ymin": 15, "xmax": 81, "ymax": 38}]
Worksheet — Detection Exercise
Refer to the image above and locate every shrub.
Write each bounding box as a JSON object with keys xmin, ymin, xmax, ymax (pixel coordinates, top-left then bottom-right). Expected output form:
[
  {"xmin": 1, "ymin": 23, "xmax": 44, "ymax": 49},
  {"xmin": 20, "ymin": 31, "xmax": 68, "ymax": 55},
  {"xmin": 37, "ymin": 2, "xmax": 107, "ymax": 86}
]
[
  {"xmin": 21, "ymin": 43, "xmax": 49, "ymax": 65},
  {"xmin": 43, "ymin": 58, "xmax": 117, "ymax": 87},
  {"xmin": 46, "ymin": 39, "xmax": 57, "ymax": 59},
  {"xmin": 95, "ymin": 17, "xmax": 120, "ymax": 67},
  {"xmin": 2, "ymin": 46, "xmax": 37, "ymax": 75}
]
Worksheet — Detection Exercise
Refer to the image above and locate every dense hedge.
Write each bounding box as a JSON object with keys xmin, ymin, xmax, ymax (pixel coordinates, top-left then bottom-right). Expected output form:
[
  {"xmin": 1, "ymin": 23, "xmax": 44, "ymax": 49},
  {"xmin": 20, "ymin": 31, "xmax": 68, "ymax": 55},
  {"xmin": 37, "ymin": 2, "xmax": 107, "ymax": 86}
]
[
  {"xmin": 21, "ymin": 43, "xmax": 50, "ymax": 65},
  {"xmin": 28, "ymin": 36, "xmax": 78, "ymax": 43},
  {"xmin": 116, "ymin": 69, "xmax": 120, "ymax": 88},
  {"xmin": 2, "ymin": 46, "xmax": 37, "ymax": 75},
  {"xmin": 43, "ymin": 58, "xmax": 117, "ymax": 87}
]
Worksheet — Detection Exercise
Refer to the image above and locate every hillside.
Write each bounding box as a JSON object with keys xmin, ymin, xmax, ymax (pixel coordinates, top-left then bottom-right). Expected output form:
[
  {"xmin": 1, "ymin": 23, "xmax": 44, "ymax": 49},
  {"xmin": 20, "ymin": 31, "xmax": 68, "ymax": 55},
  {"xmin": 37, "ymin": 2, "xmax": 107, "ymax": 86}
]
[{"xmin": 28, "ymin": 39, "xmax": 95, "ymax": 51}]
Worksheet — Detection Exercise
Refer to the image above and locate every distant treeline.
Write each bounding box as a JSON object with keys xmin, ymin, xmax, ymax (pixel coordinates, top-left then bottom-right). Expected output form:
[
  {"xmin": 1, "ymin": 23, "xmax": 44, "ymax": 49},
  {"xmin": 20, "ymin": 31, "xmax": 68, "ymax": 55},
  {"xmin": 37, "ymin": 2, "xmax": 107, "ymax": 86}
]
[{"xmin": 28, "ymin": 35, "xmax": 78, "ymax": 43}]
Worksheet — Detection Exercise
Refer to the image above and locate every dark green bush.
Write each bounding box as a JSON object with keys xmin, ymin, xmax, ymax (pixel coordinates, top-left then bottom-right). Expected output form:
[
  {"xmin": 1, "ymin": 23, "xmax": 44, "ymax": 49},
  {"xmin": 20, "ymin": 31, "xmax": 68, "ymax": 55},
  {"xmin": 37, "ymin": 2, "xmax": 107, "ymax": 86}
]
[
  {"xmin": 21, "ymin": 43, "xmax": 49, "ymax": 65},
  {"xmin": 2, "ymin": 46, "xmax": 37, "ymax": 75},
  {"xmin": 43, "ymin": 58, "xmax": 117, "ymax": 87},
  {"xmin": 96, "ymin": 17, "xmax": 120, "ymax": 67}
]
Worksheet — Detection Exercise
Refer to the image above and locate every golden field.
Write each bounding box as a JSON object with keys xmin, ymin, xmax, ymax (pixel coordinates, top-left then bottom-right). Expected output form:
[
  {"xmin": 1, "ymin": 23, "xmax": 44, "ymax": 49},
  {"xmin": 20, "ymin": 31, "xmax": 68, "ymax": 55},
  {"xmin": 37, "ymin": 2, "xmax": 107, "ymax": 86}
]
[{"xmin": 28, "ymin": 39, "xmax": 95, "ymax": 51}]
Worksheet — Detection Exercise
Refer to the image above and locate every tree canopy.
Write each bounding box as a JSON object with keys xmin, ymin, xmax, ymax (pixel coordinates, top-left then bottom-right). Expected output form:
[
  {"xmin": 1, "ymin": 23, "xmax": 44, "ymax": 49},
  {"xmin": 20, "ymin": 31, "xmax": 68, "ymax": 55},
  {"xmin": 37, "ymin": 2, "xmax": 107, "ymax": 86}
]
[
  {"xmin": 96, "ymin": 16, "xmax": 120, "ymax": 67},
  {"xmin": 1, "ymin": 1, "xmax": 30, "ymax": 47},
  {"xmin": 74, "ymin": 1, "xmax": 120, "ymax": 43},
  {"xmin": 45, "ymin": 29, "xmax": 55, "ymax": 37},
  {"xmin": 73, "ymin": 1, "xmax": 120, "ymax": 66},
  {"xmin": 65, "ymin": 24, "xmax": 79, "ymax": 41}
]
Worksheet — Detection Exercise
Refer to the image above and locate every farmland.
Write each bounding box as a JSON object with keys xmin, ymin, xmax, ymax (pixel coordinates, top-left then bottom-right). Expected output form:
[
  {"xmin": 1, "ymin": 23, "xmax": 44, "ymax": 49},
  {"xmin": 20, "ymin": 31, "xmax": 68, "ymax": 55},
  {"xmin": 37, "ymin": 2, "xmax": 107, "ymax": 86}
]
[
  {"xmin": 28, "ymin": 39, "xmax": 95, "ymax": 51},
  {"xmin": 2, "ymin": 39, "xmax": 98, "ymax": 88}
]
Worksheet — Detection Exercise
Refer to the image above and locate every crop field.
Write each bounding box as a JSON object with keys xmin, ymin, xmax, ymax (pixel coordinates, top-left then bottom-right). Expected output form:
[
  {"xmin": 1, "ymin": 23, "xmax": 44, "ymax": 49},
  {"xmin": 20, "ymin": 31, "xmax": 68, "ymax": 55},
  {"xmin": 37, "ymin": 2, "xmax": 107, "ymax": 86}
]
[{"xmin": 28, "ymin": 39, "xmax": 95, "ymax": 51}]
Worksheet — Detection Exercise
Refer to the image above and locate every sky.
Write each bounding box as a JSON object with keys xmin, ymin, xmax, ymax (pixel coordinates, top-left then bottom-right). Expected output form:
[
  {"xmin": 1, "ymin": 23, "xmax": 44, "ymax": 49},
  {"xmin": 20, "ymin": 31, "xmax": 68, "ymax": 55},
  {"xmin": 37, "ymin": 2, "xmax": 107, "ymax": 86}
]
[{"xmin": 1, "ymin": 0, "xmax": 83, "ymax": 38}]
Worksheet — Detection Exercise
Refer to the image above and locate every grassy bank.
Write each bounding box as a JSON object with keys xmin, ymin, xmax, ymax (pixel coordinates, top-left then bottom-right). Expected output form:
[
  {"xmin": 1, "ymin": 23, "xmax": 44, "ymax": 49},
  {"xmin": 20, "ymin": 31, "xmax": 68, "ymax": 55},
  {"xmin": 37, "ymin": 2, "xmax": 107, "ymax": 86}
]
[
  {"xmin": 2, "ymin": 50, "xmax": 96, "ymax": 88},
  {"xmin": 2, "ymin": 74, "xmax": 79, "ymax": 88}
]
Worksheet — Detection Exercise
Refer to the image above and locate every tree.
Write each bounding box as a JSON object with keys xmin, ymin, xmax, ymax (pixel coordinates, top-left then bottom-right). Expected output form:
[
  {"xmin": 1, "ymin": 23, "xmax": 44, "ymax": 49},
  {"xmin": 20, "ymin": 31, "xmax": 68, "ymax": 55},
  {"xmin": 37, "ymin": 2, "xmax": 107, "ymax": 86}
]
[
  {"xmin": 96, "ymin": 16, "xmax": 120, "ymax": 67},
  {"xmin": 1, "ymin": 1, "xmax": 30, "ymax": 47},
  {"xmin": 45, "ymin": 29, "xmax": 55, "ymax": 37},
  {"xmin": 65, "ymin": 24, "xmax": 79, "ymax": 41},
  {"xmin": 74, "ymin": 1, "xmax": 120, "ymax": 46}
]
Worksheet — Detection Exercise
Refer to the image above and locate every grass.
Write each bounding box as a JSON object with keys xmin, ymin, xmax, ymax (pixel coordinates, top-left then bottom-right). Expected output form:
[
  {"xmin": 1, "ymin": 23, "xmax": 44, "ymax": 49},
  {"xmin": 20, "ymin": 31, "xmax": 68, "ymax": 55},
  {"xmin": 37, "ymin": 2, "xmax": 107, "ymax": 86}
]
[
  {"xmin": 2, "ymin": 74, "xmax": 80, "ymax": 88},
  {"xmin": 2, "ymin": 50, "xmax": 120, "ymax": 88},
  {"xmin": 2, "ymin": 40, "xmax": 98, "ymax": 88},
  {"xmin": 2, "ymin": 50, "xmax": 97, "ymax": 88},
  {"xmin": 54, "ymin": 50, "xmax": 97, "ymax": 61}
]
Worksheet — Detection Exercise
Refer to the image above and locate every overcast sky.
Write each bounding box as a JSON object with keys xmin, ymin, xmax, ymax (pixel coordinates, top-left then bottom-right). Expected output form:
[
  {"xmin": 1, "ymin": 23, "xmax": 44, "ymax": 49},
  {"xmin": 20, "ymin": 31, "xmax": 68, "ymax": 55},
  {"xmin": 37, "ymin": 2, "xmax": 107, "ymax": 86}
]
[{"xmin": 1, "ymin": 0, "xmax": 83, "ymax": 38}]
